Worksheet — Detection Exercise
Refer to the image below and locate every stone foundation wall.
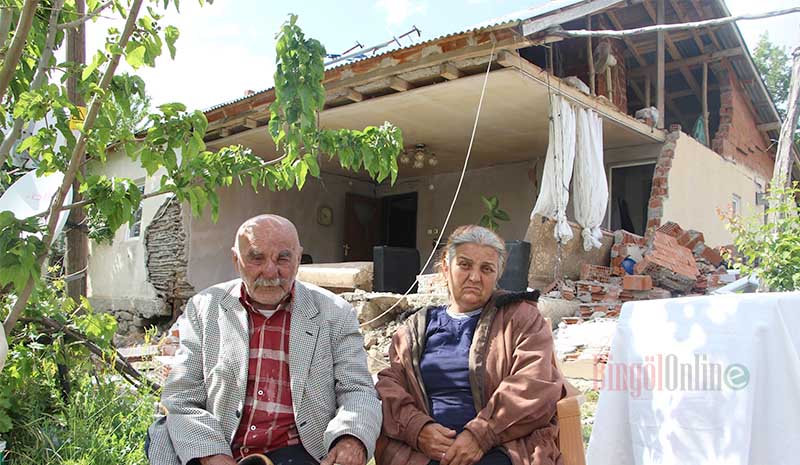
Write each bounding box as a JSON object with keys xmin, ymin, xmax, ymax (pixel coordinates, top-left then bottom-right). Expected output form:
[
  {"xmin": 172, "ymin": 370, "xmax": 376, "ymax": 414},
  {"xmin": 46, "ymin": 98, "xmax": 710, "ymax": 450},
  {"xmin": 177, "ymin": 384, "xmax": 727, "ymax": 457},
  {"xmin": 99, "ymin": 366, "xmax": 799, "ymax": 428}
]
[{"xmin": 144, "ymin": 196, "xmax": 195, "ymax": 323}]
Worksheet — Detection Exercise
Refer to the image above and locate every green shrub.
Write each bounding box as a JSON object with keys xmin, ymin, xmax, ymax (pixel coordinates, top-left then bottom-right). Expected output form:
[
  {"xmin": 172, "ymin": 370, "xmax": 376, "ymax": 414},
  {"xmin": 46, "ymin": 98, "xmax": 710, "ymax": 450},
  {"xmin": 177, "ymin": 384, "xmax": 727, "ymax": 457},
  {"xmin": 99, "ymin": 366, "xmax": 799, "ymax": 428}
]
[
  {"xmin": 0, "ymin": 281, "xmax": 157, "ymax": 464},
  {"xmin": 723, "ymin": 182, "xmax": 800, "ymax": 291}
]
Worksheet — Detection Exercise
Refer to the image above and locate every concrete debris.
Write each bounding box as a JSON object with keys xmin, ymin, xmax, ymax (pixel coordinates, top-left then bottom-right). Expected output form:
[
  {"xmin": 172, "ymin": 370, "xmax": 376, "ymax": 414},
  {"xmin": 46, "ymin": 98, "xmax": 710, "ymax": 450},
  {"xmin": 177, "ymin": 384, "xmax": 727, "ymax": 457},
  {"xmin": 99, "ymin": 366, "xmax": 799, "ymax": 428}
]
[
  {"xmin": 297, "ymin": 262, "xmax": 374, "ymax": 292},
  {"xmin": 417, "ymin": 273, "xmax": 448, "ymax": 294},
  {"xmin": 554, "ymin": 318, "xmax": 616, "ymax": 381}
]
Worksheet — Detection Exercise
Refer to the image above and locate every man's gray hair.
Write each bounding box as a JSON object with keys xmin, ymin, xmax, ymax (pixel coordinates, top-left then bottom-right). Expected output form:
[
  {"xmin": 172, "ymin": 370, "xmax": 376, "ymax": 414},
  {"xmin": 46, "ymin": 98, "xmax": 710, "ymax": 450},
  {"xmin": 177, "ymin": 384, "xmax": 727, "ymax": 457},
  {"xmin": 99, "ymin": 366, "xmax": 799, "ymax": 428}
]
[{"xmin": 442, "ymin": 225, "xmax": 507, "ymax": 274}]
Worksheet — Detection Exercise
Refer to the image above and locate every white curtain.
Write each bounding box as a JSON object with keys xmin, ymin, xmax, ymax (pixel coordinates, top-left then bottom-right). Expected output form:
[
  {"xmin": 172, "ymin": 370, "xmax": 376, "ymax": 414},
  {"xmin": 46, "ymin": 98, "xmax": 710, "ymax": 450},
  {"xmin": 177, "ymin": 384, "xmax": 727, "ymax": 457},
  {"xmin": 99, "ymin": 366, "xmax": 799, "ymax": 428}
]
[
  {"xmin": 531, "ymin": 95, "xmax": 576, "ymax": 244},
  {"xmin": 573, "ymin": 107, "xmax": 608, "ymax": 251}
]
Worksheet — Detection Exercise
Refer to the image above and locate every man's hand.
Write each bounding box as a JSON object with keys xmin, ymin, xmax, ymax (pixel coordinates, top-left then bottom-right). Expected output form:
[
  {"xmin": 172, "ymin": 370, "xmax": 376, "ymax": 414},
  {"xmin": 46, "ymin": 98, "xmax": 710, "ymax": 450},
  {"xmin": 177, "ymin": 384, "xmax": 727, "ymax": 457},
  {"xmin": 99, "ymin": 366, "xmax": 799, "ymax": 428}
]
[
  {"xmin": 199, "ymin": 454, "xmax": 237, "ymax": 465},
  {"xmin": 441, "ymin": 430, "xmax": 483, "ymax": 465},
  {"xmin": 320, "ymin": 435, "xmax": 367, "ymax": 465},
  {"xmin": 417, "ymin": 423, "xmax": 456, "ymax": 461}
]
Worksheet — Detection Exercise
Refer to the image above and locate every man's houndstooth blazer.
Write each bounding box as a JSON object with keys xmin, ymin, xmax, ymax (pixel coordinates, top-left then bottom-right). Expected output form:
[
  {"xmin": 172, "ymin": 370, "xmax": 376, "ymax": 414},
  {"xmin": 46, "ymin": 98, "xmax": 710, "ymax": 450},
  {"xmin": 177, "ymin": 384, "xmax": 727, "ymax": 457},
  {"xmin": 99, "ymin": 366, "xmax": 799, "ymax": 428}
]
[{"xmin": 146, "ymin": 279, "xmax": 382, "ymax": 465}]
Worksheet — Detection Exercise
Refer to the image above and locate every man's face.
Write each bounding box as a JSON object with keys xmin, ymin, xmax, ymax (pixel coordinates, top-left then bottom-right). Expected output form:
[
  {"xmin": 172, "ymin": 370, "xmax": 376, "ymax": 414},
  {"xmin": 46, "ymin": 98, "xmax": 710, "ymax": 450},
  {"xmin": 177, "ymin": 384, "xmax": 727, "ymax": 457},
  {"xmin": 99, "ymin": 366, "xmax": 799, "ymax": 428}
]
[{"xmin": 232, "ymin": 221, "xmax": 301, "ymax": 307}]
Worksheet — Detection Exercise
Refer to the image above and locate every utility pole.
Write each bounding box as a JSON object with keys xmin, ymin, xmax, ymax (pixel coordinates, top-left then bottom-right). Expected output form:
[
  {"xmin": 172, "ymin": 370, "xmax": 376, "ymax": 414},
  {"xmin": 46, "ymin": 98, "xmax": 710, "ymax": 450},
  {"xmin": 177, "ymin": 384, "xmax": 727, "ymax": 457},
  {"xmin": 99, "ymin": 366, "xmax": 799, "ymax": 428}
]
[
  {"xmin": 771, "ymin": 47, "xmax": 800, "ymax": 191},
  {"xmin": 66, "ymin": 0, "xmax": 88, "ymax": 300}
]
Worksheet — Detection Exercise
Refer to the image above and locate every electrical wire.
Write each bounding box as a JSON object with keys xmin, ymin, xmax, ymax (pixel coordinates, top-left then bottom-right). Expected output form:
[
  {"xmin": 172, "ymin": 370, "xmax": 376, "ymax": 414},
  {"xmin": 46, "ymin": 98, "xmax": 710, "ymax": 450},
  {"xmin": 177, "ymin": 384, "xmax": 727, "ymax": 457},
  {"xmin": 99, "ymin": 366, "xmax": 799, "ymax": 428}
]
[{"xmin": 359, "ymin": 42, "xmax": 497, "ymax": 329}]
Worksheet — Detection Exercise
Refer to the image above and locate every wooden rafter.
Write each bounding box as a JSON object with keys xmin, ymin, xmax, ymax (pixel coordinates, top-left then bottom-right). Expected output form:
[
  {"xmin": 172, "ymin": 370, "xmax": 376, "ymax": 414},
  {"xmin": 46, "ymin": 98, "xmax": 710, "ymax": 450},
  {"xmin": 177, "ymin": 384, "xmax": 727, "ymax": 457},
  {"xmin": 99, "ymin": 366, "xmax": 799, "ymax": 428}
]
[
  {"xmin": 670, "ymin": 0, "xmax": 706, "ymax": 54},
  {"xmin": 440, "ymin": 62, "xmax": 463, "ymax": 80},
  {"xmin": 388, "ymin": 76, "xmax": 413, "ymax": 92},
  {"xmin": 603, "ymin": 9, "xmax": 686, "ymax": 120},
  {"xmin": 605, "ymin": 11, "xmax": 647, "ymax": 67},
  {"xmin": 642, "ymin": 0, "xmax": 703, "ymax": 101},
  {"xmin": 688, "ymin": 0, "xmax": 723, "ymax": 51},
  {"xmin": 629, "ymin": 48, "xmax": 742, "ymax": 77}
]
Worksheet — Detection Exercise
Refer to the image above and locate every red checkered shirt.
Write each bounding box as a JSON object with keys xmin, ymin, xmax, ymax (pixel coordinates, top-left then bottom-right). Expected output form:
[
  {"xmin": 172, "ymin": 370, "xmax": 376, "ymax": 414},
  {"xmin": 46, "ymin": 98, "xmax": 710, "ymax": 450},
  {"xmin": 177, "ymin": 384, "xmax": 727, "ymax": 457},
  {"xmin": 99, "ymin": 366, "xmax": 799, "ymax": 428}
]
[{"xmin": 231, "ymin": 283, "xmax": 300, "ymax": 459}]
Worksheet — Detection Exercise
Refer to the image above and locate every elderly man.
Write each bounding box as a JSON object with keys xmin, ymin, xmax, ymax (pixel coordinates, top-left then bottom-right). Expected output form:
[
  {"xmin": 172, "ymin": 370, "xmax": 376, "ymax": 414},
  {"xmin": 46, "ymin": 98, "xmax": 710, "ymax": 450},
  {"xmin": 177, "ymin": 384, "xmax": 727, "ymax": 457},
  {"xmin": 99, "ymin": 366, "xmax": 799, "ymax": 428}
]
[{"xmin": 147, "ymin": 215, "xmax": 381, "ymax": 465}]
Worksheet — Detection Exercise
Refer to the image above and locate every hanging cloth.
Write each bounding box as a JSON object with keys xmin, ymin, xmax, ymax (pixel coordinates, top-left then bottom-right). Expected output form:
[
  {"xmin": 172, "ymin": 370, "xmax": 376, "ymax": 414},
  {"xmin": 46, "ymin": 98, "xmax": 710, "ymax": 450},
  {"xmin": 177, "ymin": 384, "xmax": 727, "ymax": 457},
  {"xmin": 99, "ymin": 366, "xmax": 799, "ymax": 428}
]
[
  {"xmin": 531, "ymin": 95, "xmax": 576, "ymax": 244},
  {"xmin": 573, "ymin": 107, "xmax": 608, "ymax": 251}
]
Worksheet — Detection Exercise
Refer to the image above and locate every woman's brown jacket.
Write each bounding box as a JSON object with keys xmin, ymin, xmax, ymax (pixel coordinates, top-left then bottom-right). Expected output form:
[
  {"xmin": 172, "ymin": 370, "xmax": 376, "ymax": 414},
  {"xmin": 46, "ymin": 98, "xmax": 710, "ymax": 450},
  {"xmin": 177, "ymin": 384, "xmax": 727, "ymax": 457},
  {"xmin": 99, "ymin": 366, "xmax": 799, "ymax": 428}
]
[{"xmin": 375, "ymin": 290, "xmax": 565, "ymax": 465}]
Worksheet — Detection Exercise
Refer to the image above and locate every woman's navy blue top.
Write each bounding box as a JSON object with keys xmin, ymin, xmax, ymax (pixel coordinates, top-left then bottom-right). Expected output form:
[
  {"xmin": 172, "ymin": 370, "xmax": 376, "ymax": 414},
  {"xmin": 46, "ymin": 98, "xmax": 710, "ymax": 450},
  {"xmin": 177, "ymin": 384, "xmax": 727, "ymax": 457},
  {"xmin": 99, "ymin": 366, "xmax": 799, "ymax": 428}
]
[{"xmin": 419, "ymin": 305, "xmax": 482, "ymax": 433}]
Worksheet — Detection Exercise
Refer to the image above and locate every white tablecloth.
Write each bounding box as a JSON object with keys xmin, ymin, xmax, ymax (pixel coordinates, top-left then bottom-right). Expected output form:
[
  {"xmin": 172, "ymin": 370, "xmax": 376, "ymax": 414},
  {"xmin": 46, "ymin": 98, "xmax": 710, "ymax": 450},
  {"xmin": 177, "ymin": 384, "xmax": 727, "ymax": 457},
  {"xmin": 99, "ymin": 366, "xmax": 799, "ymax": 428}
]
[{"xmin": 587, "ymin": 292, "xmax": 800, "ymax": 465}]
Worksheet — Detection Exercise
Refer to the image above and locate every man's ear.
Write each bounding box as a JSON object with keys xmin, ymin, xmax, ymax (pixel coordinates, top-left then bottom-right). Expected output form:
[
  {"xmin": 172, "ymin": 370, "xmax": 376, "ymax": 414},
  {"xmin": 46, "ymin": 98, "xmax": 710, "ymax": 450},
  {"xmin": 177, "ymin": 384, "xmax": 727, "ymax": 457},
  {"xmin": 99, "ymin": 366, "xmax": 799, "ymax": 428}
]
[{"xmin": 231, "ymin": 248, "xmax": 240, "ymax": 272}]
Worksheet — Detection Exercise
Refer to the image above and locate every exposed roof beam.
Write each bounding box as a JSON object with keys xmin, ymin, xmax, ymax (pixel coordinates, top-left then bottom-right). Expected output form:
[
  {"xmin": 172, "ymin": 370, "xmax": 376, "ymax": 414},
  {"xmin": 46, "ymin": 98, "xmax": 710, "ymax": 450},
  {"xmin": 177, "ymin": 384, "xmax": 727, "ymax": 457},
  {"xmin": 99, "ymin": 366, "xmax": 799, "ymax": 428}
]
[
  {"xmin": 496, "ymin": 49, "xmax": 519, "ymax": 68},
  {"xmin": 605, "ymin": 11, "xmax": 647, "ymax": 67},
  {"xmin": 670, "ymin": 0, "xmax": 707, "ymax": 54},
  {"xmin": 498, "ymin": 50, "xmax": 665, "ymax": 142},
  {"xmin": 388, "ymin": 76, "xmax": 413, "ymax": 92},
  {"xmin": 440, "ymin": 62, "xmax": 463, "ymax": 80},
  {"xmin": 521, "ymin": 0, "xmax": 623, "ymax": 36},
  {"xmin": 243, "ymin": 118, "xmax": 259, "ymax": 129},
  {"xmin": 642, "ymin": 1, "xmax": 703, "ymax": 101},
  {"xmin": 688, "ymin": 0, "xmax": 724, "ymax": 51},
  {"xmin": 345, "ymin": 88, "xmax": 364, "ymax": 102},
  {"xmin": 629, "ymin": 47, "xmax": 743, "ymax": 77},
  {"xmin": 669, "ymin": 84, "xmax": 719, "ymax": 99},
  {"xmin": 325, "ymin": 36, "xmax": 531, "ymax": 92},
  {"xmin": 757, "ymin": 122, "xmax": 782, "ymax": 131}
]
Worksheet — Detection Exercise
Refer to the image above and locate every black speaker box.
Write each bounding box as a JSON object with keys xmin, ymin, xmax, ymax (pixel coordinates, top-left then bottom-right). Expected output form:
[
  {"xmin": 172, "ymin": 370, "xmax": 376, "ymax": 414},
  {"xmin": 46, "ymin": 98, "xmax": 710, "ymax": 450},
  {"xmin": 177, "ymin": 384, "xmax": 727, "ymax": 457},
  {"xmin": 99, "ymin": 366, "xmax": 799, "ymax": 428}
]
[{"xmin": 373, "ymin": 246, "xmax": 420, "ymax": 293}]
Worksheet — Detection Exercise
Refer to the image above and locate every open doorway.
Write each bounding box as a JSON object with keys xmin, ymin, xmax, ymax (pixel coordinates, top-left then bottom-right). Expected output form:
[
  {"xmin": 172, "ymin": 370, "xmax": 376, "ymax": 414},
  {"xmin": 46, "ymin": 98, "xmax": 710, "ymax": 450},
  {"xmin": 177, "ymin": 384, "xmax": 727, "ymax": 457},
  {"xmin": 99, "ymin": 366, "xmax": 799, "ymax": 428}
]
[
  {"xmin": 608, "ymin": 163, "xmax": 655, "ymax": 235},
  {"xmin": 381, "ymin": 192, "xmax": 417, "ymax": 249},
  {"xmin": 344, "ymin": 193, "xmax": 381, "ymax": 261},
  {"xmin": 343, "ymin": 192, "xmax": 418, "ymax": 261}
]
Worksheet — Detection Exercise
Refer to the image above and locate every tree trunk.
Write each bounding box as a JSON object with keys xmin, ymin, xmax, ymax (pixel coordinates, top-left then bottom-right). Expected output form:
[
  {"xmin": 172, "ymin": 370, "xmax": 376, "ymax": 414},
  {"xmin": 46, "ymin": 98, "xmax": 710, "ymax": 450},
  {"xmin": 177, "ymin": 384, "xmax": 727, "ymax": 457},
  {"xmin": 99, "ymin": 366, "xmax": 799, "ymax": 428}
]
[
  {"xmin": 4, "ymin": 0, "xmax": 146, "ymax": 336},
  {"xmin": 770, "ymin": 47, "xmax": 800, "ymax": 191},
  {"xmin": 66, "ymin": 0, "xmax": 89, "ymax": 301},
  {"xmin": 0, "ymin": 0, "xmax": 39, "ymax": 104}
]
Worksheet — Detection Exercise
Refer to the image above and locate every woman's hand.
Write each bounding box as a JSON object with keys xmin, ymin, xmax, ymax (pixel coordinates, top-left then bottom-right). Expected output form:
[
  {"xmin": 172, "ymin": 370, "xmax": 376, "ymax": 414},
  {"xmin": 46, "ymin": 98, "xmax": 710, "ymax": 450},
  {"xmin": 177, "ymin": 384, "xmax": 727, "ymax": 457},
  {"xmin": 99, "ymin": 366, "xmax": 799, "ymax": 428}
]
[
  {"xmin": 418, "ymin": 423, "xmax": 456, "ymax": 461},
  {"xmin": 441, "ymin": 430, "xmax": 483, "ymax": 465}
]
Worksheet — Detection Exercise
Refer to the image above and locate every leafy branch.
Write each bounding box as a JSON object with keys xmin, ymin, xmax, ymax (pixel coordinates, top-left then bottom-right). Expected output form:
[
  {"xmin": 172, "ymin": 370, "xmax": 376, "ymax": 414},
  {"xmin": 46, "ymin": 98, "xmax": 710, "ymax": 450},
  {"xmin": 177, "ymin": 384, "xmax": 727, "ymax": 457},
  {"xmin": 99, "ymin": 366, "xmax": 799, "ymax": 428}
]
[
  {"xmin": 722, "ymin": 181, "xmax": 800, "ymax": 291},
  {"xmin": 1, "ymin": 11, "xmax": 403, "ymax": 336},
  {"xmin": 479, "ymin": 195, "xmax": 510, "ymax": 232}
]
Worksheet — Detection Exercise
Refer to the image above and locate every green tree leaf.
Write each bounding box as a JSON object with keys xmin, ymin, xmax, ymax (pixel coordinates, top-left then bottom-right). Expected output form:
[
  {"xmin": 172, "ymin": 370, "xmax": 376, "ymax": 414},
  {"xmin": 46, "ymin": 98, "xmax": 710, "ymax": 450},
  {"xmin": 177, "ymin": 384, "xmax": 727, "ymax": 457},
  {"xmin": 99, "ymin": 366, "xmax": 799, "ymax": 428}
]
[
  {"xmin": 164, "ymin": 25, "xmax": 180, "ymax": 59},
  {"xmin": 125, "ymin": 44, "xmax": 147, "ymax": 69}
]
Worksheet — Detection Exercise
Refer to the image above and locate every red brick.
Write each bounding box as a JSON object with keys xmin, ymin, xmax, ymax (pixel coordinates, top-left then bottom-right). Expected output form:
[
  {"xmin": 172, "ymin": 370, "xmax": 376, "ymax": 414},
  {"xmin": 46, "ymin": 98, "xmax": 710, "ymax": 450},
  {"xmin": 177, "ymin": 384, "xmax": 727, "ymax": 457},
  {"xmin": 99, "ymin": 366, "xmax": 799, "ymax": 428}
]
[
  {"xmin": 613, "ymin": 230, "xmax": 646, "ymax": 246},
  {"xmin": 657, "ymin": 221, "xmax": 685, "ymax": 238},
  {"xmin": 581, "ymin": 264, "xmax": 611, "ymax": 283},
  {"xmin": 623, "ymin": 275, "xmax": 653, "ymax": 291},
  {"xmin": 635, "ymin": 232, "xmax": 699, "ymax": 293},
  {"xmin": 698, "ymin": 245, "xmax": 724, "ymax": 267},
  {"xmin": 651, "ymin": 186, "xmax": 669, "ymax": 197},
  {"xmin": 677, "ymin": 230, "xmax": 705, "ymax": 250}
]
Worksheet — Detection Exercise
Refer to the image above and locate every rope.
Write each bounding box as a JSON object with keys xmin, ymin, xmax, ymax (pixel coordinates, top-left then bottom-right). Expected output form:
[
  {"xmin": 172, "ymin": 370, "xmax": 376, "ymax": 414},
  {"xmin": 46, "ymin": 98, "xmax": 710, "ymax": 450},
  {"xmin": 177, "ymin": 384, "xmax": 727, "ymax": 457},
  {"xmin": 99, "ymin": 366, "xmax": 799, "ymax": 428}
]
[{"xmin": 359, "ymin": 42, "xmax": 497, "ymax": 328}]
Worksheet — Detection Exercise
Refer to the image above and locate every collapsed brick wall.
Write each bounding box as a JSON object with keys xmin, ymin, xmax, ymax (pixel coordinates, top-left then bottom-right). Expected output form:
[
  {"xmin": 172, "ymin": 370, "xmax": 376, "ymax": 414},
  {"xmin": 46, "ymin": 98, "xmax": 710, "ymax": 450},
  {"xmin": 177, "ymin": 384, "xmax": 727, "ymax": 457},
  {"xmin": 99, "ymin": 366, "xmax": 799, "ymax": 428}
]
[
  {"xmin": 711, "ymin": 67, "xmax": 774, "ymax": 181},
  {"xmin": 144, "ymin": 196, "xmax": 195, "ymax": 324},
  {"xmin": 645, "ymin": 126, "xmax": 682, "ymax": 238}
]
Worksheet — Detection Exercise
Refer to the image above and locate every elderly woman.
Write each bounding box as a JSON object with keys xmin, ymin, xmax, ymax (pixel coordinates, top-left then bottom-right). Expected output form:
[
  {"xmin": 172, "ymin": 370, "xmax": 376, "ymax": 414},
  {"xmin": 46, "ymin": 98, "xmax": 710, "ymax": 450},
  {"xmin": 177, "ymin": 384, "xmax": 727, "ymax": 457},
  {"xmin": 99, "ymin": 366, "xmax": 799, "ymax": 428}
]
[{"xmin": 375, "ymin": 225, "xmax": 564, "ymax": 465}]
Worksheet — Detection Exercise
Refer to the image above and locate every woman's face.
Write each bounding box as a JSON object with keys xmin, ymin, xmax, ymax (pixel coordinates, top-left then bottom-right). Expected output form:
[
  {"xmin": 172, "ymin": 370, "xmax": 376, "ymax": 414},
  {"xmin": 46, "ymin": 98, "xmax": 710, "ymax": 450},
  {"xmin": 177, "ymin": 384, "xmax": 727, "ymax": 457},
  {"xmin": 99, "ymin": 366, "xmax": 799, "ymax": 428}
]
[{"xmin": 442, "ymin": 243, "xmax": 501, "ymax": 312}]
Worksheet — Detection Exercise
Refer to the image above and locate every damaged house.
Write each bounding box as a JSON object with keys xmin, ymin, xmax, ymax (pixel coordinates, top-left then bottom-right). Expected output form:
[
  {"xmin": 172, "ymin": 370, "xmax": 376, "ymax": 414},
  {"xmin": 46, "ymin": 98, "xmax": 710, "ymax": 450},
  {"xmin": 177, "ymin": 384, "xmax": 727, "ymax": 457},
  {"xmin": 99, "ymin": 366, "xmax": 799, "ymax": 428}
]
[{"xmin": 86, "ymin": 0, "xmax": 795, "ymax": 337}]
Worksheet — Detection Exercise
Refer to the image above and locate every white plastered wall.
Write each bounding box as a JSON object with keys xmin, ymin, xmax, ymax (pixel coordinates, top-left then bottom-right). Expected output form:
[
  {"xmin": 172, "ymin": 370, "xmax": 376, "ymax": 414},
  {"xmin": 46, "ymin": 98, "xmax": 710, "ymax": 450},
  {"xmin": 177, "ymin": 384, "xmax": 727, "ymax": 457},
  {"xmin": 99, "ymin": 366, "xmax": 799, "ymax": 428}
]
[{"xmin": 662, "ymin": 133, "xmax": 767, "ymax": 247}]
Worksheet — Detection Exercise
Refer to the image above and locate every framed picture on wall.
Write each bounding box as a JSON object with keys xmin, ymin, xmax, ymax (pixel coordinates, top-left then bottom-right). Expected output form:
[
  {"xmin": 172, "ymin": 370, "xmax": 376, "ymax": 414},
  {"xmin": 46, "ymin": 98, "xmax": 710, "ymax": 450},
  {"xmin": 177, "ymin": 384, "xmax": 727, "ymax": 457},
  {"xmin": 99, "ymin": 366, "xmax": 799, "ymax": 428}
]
[{"xmin": 317, "ymin": 205, "xmax": 333, "ymax": 226}]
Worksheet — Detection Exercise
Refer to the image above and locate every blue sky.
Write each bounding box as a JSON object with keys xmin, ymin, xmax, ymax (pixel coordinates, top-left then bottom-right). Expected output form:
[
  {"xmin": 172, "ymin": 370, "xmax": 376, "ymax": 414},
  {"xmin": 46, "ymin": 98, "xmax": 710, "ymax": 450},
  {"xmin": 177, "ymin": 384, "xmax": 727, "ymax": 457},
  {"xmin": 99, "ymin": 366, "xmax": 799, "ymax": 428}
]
[{"xmin": 87, "ymin": 0, "xmax": 800, "ymax": 111}]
